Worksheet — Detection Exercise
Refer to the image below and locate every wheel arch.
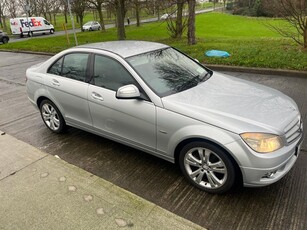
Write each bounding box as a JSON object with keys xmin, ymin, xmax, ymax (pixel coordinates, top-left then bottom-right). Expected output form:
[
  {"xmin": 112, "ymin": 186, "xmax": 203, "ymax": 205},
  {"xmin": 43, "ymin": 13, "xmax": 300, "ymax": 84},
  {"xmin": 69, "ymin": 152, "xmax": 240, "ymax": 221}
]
[
  {"xmin": 174, "ymin": 137, "xmax": 243, "ymax": 186},
  {"xmin": 36, "ymin": 96, "xmax": 65, "ymax": 119},
  {"xmin": 37, "ymin": 96, "xmax": 51, "ymax": 108}
]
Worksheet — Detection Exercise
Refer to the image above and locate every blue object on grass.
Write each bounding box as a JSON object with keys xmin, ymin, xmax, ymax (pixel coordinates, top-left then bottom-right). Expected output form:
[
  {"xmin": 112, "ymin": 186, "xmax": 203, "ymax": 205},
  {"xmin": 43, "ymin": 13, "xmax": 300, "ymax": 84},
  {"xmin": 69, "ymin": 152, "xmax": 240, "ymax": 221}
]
[{"xmin": 205, "ymin": 50, "xmax": 230, "ymax": 57}]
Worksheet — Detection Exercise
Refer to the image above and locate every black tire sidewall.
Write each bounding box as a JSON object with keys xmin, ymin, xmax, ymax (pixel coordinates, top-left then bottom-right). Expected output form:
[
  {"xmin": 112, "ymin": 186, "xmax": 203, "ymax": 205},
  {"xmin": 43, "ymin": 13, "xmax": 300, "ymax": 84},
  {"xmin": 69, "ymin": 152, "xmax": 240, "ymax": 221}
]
[
  {"xmin": 179, "ymin": 141, "xmax": 236, "ymax": 194},
  {"xmin": 39, "ymin": 99, "xmax": 65, "ymax": 133}
]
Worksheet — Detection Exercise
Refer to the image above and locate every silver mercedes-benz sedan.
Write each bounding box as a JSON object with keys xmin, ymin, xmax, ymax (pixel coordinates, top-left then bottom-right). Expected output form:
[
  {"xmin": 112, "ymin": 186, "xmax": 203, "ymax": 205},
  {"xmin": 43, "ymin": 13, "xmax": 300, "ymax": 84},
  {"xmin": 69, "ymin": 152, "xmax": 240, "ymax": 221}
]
[{"xmin": 26, "ymin": 41, "xmax": 303, "ymax": 194}]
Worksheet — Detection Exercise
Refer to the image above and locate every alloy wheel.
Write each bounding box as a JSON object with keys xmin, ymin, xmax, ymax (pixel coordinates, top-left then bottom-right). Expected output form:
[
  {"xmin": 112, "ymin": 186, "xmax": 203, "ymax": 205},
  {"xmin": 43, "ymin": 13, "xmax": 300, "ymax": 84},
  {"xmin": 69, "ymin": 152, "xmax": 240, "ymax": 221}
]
[
  {"xmin": 41, "ymin": 103, "xmax": 61, "ymax": 131},
  {"xmin": 184, "ymin": 147, "xmax": 228, "ymax": 189}
]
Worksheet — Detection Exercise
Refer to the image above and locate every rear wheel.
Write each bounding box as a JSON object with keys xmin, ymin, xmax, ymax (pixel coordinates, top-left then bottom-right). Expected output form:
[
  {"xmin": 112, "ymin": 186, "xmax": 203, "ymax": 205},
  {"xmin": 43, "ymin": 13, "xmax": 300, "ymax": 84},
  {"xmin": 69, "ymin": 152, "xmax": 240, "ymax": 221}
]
[
  {"xmin": 179, "ymin": 141, "xmax": 236, "ymax": 194},
  {"xmin": 39, "ymin": 99, "xmax": 65, "ymax": 133}
]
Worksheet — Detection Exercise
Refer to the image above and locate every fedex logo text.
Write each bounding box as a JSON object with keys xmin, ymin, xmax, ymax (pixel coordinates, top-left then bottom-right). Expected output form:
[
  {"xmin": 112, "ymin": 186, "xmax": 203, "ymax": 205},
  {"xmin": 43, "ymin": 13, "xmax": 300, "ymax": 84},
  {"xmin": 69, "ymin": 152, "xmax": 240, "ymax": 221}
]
[{"xmin": 20, "ymin": 18, "xmax": 42, "ymax": 28}]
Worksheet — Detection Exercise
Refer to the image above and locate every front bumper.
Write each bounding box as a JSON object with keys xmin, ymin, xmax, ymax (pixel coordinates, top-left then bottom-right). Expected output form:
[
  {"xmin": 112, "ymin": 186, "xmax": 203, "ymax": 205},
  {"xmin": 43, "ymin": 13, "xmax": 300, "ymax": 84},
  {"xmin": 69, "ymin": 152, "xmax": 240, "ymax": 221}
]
[
  {"xmin": 226, "ymin": 132, "xmax": 303, "ymax": 187},
  {"xmin": 242, "ymin": 143, "xmax": 301, "ymax": 187}
]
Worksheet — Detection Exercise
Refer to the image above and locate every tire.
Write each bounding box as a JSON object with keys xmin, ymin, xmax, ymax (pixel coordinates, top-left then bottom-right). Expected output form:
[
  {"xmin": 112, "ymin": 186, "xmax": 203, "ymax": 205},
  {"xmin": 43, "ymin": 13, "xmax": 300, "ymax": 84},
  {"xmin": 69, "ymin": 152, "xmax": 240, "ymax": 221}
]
[
  {"xmin": 20, "ymin": 33, "xmax": 24, "ymax": 38},
  {"xmin": 89, "ymin": 27, "xmax": 93, "ymax": 31},
  {"xmin": 98, "ymin": 26, "xmax": 101, "ymax": 30},
  {"xmin": 50, "ymin": 29, "xmax": 54, "ymax": 34},
  {"xmin": 179, "ymin": 141, "xmax": 236, "ymax": 194},
  {"xmin": 39, "ymin": 99, "xmax": 66, "ymax": 133},
  {"xmin": 2, "ymin": 37, "xmax": 8, "ymax": 44}
]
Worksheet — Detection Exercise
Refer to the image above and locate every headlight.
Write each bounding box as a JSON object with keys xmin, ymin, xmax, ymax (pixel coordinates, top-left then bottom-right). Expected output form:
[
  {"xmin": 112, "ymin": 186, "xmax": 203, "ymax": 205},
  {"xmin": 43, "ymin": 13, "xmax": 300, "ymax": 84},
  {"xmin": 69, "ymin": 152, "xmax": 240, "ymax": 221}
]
[{"xmin": 240, "ymin": 133, "xmax": 284, "ymax": 153}]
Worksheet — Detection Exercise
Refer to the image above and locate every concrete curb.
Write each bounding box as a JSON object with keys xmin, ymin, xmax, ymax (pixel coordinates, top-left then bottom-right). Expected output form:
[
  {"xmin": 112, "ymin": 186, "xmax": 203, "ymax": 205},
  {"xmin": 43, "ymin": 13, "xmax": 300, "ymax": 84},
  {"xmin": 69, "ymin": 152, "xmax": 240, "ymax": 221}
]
[
  {"xmin": 1, "ymin": 49, "xmax": 306, "ymax": 77},
  {"xmin": 0, "ymin": 49, "xmax": 54, "ymax": 56},
  {"xmin": 206, "ymin": 64, "xmax": 307, "ymax": 78}
]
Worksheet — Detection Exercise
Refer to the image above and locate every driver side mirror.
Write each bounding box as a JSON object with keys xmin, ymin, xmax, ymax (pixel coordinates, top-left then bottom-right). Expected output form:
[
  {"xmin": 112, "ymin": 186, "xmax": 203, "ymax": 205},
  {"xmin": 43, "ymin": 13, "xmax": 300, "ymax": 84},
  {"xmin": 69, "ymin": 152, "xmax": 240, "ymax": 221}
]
[{"xmin": 116, "ymin": 84, "xmax": 141, "ymax": 99}]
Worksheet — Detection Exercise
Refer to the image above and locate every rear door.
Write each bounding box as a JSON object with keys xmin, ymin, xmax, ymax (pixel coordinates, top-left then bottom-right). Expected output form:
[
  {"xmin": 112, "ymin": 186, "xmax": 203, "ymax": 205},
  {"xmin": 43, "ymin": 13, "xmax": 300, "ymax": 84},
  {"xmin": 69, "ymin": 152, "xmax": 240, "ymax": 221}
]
[{"xmin": 45, "ymin": 52, "xmax": 92, "ymax": 129}]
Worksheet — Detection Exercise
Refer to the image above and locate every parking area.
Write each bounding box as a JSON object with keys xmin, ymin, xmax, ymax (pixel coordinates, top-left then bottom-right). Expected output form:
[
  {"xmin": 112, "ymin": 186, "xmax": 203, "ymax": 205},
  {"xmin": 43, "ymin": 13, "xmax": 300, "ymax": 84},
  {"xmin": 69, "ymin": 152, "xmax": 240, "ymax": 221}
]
[{"xmin": 0, "ymin": 51, "xmax": 306, "ymax": 230}]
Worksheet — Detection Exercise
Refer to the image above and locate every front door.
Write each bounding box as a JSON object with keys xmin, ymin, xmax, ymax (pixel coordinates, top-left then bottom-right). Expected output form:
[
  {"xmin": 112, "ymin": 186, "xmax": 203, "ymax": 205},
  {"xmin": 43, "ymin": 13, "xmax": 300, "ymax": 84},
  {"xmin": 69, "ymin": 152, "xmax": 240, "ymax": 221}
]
[{"xmin": 88, "ymin": 54, "xmax": 156, "ymax": 150}]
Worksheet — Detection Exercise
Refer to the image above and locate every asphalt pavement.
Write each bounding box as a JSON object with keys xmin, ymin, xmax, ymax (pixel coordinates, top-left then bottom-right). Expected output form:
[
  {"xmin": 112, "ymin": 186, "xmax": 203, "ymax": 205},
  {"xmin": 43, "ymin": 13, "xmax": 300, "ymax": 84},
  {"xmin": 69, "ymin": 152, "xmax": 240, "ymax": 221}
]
[{"xmin": 0, "ymin": 51, "xmax": 306, "ymax": 230}]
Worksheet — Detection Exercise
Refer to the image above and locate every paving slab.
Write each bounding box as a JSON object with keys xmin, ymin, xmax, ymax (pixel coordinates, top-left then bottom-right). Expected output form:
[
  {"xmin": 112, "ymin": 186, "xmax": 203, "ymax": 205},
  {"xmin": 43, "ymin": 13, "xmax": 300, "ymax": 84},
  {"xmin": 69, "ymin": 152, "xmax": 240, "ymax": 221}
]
[{"xmin": 0, "ymin": 132, "xmax": 205, "ymax": 230}]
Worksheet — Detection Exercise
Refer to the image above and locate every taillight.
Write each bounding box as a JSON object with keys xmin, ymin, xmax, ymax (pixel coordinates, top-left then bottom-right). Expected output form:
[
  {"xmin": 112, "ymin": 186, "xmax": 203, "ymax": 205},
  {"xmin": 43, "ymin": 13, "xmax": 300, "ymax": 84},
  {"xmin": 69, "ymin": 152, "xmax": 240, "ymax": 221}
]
[{"xmin": 20, "ymin": 27, "xmax": 22, "ymax": 32}]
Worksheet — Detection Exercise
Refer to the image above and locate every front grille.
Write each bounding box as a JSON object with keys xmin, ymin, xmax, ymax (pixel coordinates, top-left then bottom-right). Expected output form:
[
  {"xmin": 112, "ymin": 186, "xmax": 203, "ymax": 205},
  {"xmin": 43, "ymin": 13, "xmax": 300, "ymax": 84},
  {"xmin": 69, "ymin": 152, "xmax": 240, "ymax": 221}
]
[{"xmin": 284, "ymin": 116, "xmax": 303, "ymax": 144}]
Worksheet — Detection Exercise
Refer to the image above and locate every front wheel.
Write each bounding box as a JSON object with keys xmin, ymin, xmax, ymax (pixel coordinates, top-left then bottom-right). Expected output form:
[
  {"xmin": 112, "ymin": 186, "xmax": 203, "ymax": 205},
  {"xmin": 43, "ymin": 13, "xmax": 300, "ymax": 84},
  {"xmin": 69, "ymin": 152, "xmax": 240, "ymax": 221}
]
[
  {"xmin": 179, "ymin": 141, "xmax": 236, "ymax": 194},
  {"xmin": 50, "ymin": 29, "xmax": 54, "ymax": 34},
  {"xmin": 2, "ymin": 37, "xmax": 8, "ymax": 44},
  {"xmin": 39, "ymin": 99, "xmax": 65, "ymax": 133}
]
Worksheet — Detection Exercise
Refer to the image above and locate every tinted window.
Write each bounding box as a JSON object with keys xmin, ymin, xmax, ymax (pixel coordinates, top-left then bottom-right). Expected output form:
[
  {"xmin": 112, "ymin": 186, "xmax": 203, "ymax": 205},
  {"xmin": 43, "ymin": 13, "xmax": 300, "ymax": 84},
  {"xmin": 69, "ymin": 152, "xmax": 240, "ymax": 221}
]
[
  {"xmin": 48, "ymin": 57, "xmax": 63, "ymax": 75},
  {"xmin": 93, "ymin": 55, "xmax": 137, "ymax": 91},
  {"xmin": 48, "ymin": 53, "xmax": 89, "ymax": 82},
  {"xmin": 62, "ymin": 53, "xmax": 89, "ymax": 82}
]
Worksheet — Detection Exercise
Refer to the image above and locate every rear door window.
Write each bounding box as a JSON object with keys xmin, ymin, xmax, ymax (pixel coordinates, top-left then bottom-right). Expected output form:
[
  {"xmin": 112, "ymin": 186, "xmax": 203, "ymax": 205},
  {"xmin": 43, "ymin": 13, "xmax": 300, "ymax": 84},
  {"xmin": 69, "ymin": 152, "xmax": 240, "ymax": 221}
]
[{"xmin": 48, "ymin": 53, "xmax": 89, "ymax": 82}]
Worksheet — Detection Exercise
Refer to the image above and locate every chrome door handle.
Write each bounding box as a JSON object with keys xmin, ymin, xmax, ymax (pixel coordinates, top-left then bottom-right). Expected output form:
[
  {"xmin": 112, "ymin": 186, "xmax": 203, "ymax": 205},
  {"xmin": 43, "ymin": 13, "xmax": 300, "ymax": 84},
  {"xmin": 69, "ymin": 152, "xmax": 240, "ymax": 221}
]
[
  {"xmin": 52, "ymin": 79, "xmax": 60, "ymax": 86},
  {"xmin": 91, "ymin": 92, "xmax": 104, "ymax": 101}
]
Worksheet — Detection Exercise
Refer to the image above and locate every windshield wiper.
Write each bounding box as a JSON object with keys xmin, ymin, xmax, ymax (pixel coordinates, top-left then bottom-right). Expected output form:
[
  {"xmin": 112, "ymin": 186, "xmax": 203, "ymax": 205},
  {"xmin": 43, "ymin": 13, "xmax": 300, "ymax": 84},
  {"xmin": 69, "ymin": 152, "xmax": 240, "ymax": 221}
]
[{"xmin": 177, "ymin": 71, "xmax": 212, "ymax": 92}]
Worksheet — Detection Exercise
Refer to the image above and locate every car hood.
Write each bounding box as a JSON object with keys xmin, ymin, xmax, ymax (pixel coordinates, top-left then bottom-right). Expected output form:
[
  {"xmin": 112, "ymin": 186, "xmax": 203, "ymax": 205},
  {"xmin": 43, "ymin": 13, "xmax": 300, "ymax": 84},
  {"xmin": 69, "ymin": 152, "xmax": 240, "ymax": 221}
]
[{"xmin": 162, "ymin": 72, "xmax": 299, "ymax": 134}]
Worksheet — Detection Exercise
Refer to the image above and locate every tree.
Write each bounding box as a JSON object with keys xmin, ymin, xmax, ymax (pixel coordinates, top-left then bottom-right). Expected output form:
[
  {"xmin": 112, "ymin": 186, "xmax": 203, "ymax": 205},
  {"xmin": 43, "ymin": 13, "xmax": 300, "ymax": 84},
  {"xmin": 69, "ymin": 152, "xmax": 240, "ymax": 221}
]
[
  {"xmin": 165, "ymin": 0, "xmax": 187, "ymax": 39},
  {"xmin": 130, "ymin": 0, "xmax": 143, "ymax": 27},
  {"xmin": 115, "ymin": 0, "xmax": 126, "ymax": 40},
  {"xmin": 60, "ymin": 0, "xmax": 69, "ymax": 23},
  {"xmin": 4, "ymin": 0, "xmax": 18, "ymax": 18},
  {"xmin": 72, "ymin": 0, "xmax": 87, "ymax": 31},
  {"xmin": 266, "ymin": 0, "xmax": 307, "ymax": 49},
  {"xmin": 0, "ymin": 1, "xmax": 5, "ymax": 30},
  {"xmin": 187, "ymin": 0, "xmax": 196, "ymax": 45},
  {"xmin": 176, "ymin": 0, "xmax": 185, "ymax": 38},
  {"xmin": 89, "ymin": 0, "xmax": 106, "ymax": 31}
]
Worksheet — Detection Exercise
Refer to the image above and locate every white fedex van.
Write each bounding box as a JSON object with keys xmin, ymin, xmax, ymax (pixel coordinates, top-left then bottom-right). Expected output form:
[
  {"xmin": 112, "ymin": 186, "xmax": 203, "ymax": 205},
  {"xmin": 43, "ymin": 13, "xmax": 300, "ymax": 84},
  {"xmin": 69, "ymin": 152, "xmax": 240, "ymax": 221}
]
[{"xmin": 10, "ymin": 17, "xmax": 54, "ymax": 37}]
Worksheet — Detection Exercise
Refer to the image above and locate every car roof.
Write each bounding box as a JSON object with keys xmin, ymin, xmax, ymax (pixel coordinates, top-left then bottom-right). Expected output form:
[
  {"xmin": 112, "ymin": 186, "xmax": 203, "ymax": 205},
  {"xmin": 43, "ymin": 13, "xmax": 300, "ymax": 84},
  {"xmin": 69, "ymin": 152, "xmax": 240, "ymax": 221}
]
[{"xmin": 77, "ymin": 40, "xmax": 169, "ymax": 58}]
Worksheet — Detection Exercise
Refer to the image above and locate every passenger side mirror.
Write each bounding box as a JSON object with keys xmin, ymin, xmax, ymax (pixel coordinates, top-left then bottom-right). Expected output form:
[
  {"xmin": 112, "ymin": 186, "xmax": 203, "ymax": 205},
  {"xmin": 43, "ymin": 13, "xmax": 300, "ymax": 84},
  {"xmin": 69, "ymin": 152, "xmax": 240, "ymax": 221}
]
[{"xmin": 116, "ymin": 84, "xmax": 141, "ymax": 99}]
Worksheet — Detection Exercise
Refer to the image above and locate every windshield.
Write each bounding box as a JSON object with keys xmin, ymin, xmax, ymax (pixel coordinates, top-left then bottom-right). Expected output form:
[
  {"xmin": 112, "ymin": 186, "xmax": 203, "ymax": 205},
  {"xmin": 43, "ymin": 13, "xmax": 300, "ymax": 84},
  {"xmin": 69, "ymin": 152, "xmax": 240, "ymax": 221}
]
[
  {"xmin": 84, "ymin": 22, "xmax": 92, "ymax": 26},
  {"xmin": 126, "ymin": 47, "xmax": 211, "ymax": 97}
]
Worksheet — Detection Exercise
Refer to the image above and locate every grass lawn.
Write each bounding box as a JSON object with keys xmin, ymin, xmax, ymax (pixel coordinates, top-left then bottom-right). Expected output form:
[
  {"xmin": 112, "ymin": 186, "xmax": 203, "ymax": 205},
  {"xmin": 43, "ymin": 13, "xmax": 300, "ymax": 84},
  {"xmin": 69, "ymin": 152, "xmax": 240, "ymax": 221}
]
[{"xmin": 1, "ymin": 12, "xmax": 306, "ymax": 71}]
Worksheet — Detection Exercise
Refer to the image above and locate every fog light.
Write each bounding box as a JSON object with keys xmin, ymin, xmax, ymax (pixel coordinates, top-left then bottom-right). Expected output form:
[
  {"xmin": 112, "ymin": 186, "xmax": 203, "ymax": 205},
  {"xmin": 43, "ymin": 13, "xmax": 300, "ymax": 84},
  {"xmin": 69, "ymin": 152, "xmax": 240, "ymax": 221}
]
[{"xmin": 263, "ymin": 171, "xmax": 277, "ymax": 179}]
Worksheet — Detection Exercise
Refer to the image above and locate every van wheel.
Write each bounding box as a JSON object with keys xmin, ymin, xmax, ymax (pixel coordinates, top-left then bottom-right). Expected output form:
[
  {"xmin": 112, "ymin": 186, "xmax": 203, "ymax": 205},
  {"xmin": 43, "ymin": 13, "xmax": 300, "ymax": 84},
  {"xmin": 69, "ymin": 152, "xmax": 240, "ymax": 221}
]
[
  {"xmin": 20, "ymin": 33, "xmax": 24, "ymax": 38},
  {"xmin": 50, "ymin": 29, "xmax": 54, "ymax": 34}
]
